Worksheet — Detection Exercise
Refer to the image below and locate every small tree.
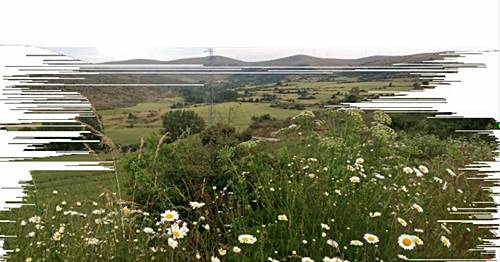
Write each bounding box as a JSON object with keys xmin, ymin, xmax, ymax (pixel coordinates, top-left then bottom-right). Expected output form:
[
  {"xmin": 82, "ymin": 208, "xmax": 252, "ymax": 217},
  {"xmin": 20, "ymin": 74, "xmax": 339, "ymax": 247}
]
[
  {"xmin": 343, "ymin": 87, "xmax": 361, "ymax": 102},
  {"xmin": 126, "ymin": 113, "xmax": 138, "ymax": 128},
  {"xmin": 161, "ymin": 110, "xmax": 206, "ymax": 141}
]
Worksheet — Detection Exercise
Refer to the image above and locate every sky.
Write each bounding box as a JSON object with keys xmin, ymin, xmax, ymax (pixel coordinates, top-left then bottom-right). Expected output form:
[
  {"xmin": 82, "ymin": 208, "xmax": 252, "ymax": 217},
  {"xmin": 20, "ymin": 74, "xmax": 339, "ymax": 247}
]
[{"xmin": 0, "ymin": 0, "xmax": 498, "ymax": 62}]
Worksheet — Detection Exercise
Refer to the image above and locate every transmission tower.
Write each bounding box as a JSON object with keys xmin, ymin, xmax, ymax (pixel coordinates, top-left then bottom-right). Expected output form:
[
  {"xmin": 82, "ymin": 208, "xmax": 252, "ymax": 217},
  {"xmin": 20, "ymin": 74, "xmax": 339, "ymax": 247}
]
[
  {"xmin": 205, "ymin": 48, "xmax": 214, "ymax": 57},
  {"xmin": 205, "ymin": 48, "xmax": 215, "ymax": 125}
]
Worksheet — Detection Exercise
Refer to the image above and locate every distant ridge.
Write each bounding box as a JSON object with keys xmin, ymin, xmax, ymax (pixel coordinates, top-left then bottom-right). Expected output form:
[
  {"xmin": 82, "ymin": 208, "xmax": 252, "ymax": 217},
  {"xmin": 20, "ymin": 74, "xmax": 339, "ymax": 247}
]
[
  {"xmin": 102, "ymin": 56, "xmax": 245, "ymax": 66},
  {"xmin": 102, "ymin": 52, "xmax": 443, "ymax": 66},
  {"xmin": 163, "ymin": 55, "xmax": 245, "ymax": 66}
]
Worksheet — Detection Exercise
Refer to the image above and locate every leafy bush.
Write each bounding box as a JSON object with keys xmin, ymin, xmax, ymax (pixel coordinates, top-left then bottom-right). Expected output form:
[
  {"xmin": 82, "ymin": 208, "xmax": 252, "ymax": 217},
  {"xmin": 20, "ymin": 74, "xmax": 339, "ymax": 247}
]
[
  {"xmin": 200, "ymin": 124, "xmax": 251, "ymax": 146},
  {"xmin": 390, "ymin": 113, "xmax": 496, "ymax": 138},
  {"xmin": 248, "ymin": 114, "xmax": 291, "ymax": 137},
  {"xmin": 161, "ymin": 110, "xmax": 206, "ymax": 141}
]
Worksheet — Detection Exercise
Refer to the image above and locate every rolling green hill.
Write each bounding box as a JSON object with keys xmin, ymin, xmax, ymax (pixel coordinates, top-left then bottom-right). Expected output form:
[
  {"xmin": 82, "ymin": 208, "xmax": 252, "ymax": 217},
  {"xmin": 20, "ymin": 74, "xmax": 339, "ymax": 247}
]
[{"xmin": 103, "ymin": 52, "xmax": 443, "ymax": 66}]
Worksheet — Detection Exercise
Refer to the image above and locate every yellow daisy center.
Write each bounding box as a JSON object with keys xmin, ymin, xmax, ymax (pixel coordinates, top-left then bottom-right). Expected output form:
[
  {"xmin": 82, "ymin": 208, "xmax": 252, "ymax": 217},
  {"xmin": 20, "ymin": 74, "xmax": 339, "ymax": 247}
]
[
  {"xmin": 367, "ymin": 236, "xmax": 375, "ymax": 241},
  {"xmin": 402, "ymin": 238, "xmax": 412, "ymax": 246},
  {"xmin": 165, "ymin": 213, "xmax": 174, "ymax": 219},
  {"xmin": 172, "ymin": 230, "xmax": 181, "ymax": 238}
]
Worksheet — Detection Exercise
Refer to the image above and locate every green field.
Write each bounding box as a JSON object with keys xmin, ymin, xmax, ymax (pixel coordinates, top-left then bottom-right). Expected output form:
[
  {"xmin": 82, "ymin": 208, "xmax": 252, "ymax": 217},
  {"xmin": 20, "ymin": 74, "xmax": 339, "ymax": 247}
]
[
  {"xmin": 240, "ymin": 79, "xmax": 417, "ymax": 104},
  {"xmin": 99, "ymin": 97, "xmax": 182, "ymax": 116},
  {"xmin": 100, "ymin": 102, "xmax": 301, "ymax": 145},
  {"xmin": 97, "ymin": 78, "xmax": 421, "ymax": 145}
]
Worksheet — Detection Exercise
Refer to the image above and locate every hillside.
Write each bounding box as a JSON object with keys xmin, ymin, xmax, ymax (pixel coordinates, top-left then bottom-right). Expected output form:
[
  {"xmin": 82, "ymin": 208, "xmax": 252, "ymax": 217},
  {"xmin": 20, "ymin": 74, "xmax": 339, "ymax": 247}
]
[
  {"xmin": 62, "ymin": 52, "xmax": 444, "ymax": 110},
  {"xmin": 103, "ymin": 56, "xmax": 246, "ymax": 66},
  {"xmin": 103, "ymin": 52, "xmax": 443, "ymax": 66},
  {"xmin": 163, "ymin": 55, "xmax": 246, "ymax": 66},
  {"xmin": 251, "ymin": 53, "xmax": 442, "ymax": 66}
]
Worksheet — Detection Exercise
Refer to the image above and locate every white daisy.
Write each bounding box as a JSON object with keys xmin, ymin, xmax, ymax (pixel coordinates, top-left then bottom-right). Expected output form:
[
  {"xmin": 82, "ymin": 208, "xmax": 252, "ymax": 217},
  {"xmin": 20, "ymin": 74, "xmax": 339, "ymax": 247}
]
[
  {"xmin": 397, "ymin": 217, "xmax": 408, "ymax": 227},
  {"xmin": 397, "ymin": 254, "xmax": 409, "ymax": 260},
  {"xmin": 363, "ymin": 233, "xmax": 379, "ymax": 244},
  {"xmin": 168, "ymin": 238, "xmax": 178, "ymax": 249},
  {"xmin": 403, "ymin": 167, "xmax": 413, "ymax": 174},
  {"xmin": 418, "ymin": 165, "xmax": 429, "ymax": 174},
  {"xmin": 238, "ymin": 234, "xmax": 257, "ymax": 244},
  {"xmin": 168, "ymin": 223, "xmax": 189, "ymax": 239},
  {"xmin": 440, "ymin": 236, "xmax": 451, "ymax": 248},
  {"xmin": 189, "ymin": 202, "xmax": 206, "ymax": 209},
  {"xmin": 326, "ymin": 239, "xmax": 338, "ymax": 248},
  {"xmin": 160, "ymin": 210, "xmax": 179, "ymax": 222},
  {"xmin": 349, "ymin": 176, "xmax": 360, "ymax": 183},
  {"xmin": 413, "ymin": 236, "xmax": 424, "ymax": 245},
  {"xmin": 143, "ymin": 227, "xmax": 154, "ymax": 234},
  {"xmin": 446, "ymin": 168, "xmax": 457, "ymax": 177},
  {"xmin": 413, "ymin": 168, "xmax": 424, "ymax": 177},
  {"xmin": 278, "ymin": 214, "xmax": 288, "ymax": 221},
  {"xmin": 350, "ymin": 240, "xmax": 363, "ymax": 246},
  {"xmin": 398, "ymin": 234, "xmax": 415, "ymax": 250},
  {"xmin": 411, "ymin": 203, "xmax": 424, "ymax": 213}
]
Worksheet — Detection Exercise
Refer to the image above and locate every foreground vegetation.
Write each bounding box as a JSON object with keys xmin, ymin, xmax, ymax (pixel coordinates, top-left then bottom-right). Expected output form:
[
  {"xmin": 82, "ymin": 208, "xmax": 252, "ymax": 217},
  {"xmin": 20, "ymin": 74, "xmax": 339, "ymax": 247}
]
[{"xmin": 1, "ymin": 108, "xmax": 496, "ymax": 261}]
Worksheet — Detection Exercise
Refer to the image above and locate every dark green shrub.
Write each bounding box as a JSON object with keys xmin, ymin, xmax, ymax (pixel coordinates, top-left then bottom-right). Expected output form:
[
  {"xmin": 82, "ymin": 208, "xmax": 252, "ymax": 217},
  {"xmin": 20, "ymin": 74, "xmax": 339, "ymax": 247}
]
[
  {"xmin": 200, "ymin": 124, "xmax": 251, "ymax": 146},
  {"xmin": 161, "ymin": 110, "xmax": 206, "ymax": 141}
]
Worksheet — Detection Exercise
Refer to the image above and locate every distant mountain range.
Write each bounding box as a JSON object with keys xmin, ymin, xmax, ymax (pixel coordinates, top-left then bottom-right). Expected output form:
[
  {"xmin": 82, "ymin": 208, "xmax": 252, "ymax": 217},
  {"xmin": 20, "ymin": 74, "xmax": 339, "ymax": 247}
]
[{"xmin": 102, "ymin": 53, "xmax": 443, "ymax": 67}]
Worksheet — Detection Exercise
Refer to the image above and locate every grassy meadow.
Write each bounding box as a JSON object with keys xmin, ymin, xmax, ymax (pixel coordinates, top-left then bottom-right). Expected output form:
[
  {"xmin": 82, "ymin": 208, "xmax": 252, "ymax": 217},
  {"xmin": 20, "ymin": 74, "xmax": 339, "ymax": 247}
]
[
  {"xmin": 237, "ymin": 79, "xmax": 417, "ymax": 105},
  {"xmin": 95, "ymin": 76, "xmax": 420, "ymax": 145},
  {"xmin": 100, "ymin": 102, "xmax": 301, "ymax": 145},
  {"xmin": 0, "ymin": 108, "xmax": 496, "ymax": 262}
]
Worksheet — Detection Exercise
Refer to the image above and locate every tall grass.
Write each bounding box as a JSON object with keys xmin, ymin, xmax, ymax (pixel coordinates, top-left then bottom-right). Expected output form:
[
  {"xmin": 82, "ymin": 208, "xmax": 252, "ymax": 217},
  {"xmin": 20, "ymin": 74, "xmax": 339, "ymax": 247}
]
[{"xmin": 0, "ymin": 109, "xmax": 495, "ymax": 261}]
